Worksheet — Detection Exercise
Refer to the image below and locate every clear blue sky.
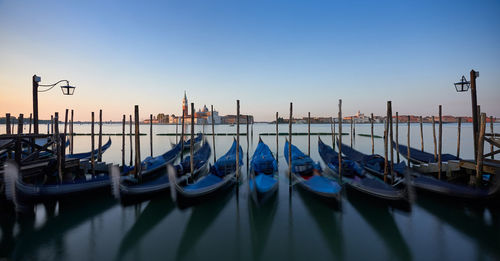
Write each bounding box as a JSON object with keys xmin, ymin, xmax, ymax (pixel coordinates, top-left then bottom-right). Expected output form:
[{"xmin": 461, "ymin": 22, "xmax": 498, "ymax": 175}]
[{"xmin": 1, "ymin": 0, "xmax": 499, "ymax": 121}]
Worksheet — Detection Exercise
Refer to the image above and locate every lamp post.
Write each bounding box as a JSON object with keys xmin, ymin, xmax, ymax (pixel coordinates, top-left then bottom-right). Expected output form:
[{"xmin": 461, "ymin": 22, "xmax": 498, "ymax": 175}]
[
  {"xmin": 453, "ymin": 70, "xmax": 479, "ymax": 161},
  {"xmin": 32, "ymin": 75, "xmax": 76, "ymax": 134}
]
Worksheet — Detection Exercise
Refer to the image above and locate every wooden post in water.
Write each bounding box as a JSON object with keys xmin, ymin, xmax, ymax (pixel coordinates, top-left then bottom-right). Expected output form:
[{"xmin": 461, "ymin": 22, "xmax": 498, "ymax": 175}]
[
  {"xmin": 476, "ymin": 113, "xmax": 487, "ymax": 187},
  {"xmin": 370, "ymin": 113, "xmax": 374, "ymax": 154},
  {"xmin": 338, "ymin": 100, "xmax": 342, "ymax": 182},
  {"xmin": 490, "ymin": 116, "xmax": 494, "ymax": 159},
  {"xmin": 70, "ymin": 110, "xmax": 74, "ymax": 154},
  {"xmin": 289, "ymin": 102, "xmax": 293, "ymax": 184},
  {"xmin": 64, "ymin": 109, "xmax": 68, "ymax": 154},
  {"xmin": 134, "ymin": 105, "xmax": 141, "ymax": 179},
  {"xmin": 330, "ymin": 117, "xmax": 335, "ymax": 150},
  {"xmin": 129, "ymin": 115, "xmax": 133, "ymax": 166},
  {"xmin": 236, "ymin": 100, "xmax": 240, "ymax": 181},
  {"xmin": 51, "ymin": 115, "xmax": 54, "ymax": 134},
  {"xmin": 420, "ymin": 116, "xmax": 424, "ymax": 151},
  {"xmin": 457, "ymin": 117, "xmax": 461, "ymax": 158},
  {"xmin": 98, "ymin": 110, "xmax": 103, "ymax": 162},
  {"xmin": 432, "ymin": 117, "xmax": 437, "ymax": 161},
  {"xmin": 438, "ymin": 105, "xmax": 442, "ymax": 180},
  {"xmin": 396, "ymin": 112, "xmax": 400, "ymax": 162},
  {"xmin": 180, "ymin": 109, "xmax": 185, "ymax": 161},
  {"xmin": 407, "ymin": 116, "xmax": 411, "ymax": 167},
  {"xmin": 6, "ymin": 113, "xmax": 11, "ymax": 134},
  {"xmin": 308, "ymin": 112, "xmax": 311, "ymax": 156},
  {"xmin": 388, "ymin": 101, "xmax": 394, "ymax": 181},
  {"xmin": 150, "ymin": 114, "xmax": 153, "ymax": 157},
  {"xmin": 383, "ymin": 127, "xmax": 388, "ymax": 184},
  {"xmin": 350, "ymin": 117, "xmax": 353, "ymax": 146},
  {"xmin": 190, "ymin": 103, "xmax": 195, "ymax": 177},
  {"xmin": 54, "ymin": 113, "xmax": 63, "ymax": 181},
  {"xmin": 211, "ymin": 105, "xmax": 216, "ymax": 162},
  {"xmin": 91, "ymin": 112, "xmax": 95, "ymax": 176},
  {"xmin": 276, "ymin": 112, "xmax": 279, "ymax": 160},
  {"xmin": 29, "ymin": 113, "xmax": 32, "ymax": 134},
  {"xmin": 246, "ymin": 115, "xmax": 250, "ymax": 149},
  {"xmin": 122, "ymin": 115, "xmax": 125, "ymax": 168},
  {"xmin": 17, "ymin": 114, "xmax": 23, "ymax": 134}
]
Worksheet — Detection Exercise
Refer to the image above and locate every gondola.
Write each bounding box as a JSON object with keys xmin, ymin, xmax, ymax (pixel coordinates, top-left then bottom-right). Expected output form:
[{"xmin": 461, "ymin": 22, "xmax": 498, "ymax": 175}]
[
  {"xmin": 318, "ymin": 137, "xmax": 407, "ymax": 202},
  {"xmin": 339, "ymin": 142, "xmax": 500, "ymax": 201},
  {"xmin": 66, "ymin": 137, "xmax": 112, "ymax": 160},
  {"xmin": 284, "ymin": 140, "xmax": 341, "ymax": 201},
  {"xmin": 118, "ymin": 140, "xmax": 211, "ymax": 201},
  {"xmin": 394, "ymin": 142, "xmax": 460, "ymax": 165},
  {"xmin": 171, "ymin": 133, "xmax": 203, "ymax": 151},
  {"xmin": 248, "ymin": 138, "xmax": 278, "ymax": 204},
  {"xmin": 170, "ymin": 138, "xmax": 242, "ymax": 201}
]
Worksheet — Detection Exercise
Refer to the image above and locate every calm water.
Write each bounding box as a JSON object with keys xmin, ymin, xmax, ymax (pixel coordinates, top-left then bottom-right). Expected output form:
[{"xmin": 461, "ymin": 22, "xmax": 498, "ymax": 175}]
[{"xmin": 1, "ymin": 123, "xmax": 499, "ymax": 261}]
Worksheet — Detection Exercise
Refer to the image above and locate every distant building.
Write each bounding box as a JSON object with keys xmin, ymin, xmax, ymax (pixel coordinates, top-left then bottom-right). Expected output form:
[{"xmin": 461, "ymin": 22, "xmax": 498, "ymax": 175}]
[
  {"xmin": 168, "ymin": 92, "xmax": 223, "ymax": 124},
  {"xmin": 221, "ymin": 115, "xmax": 254, "ymax": 124}
]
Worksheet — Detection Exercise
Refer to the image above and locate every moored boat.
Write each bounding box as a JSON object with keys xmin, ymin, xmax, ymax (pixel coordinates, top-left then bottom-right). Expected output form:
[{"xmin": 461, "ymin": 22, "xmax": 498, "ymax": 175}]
[{"xmin": 249, "ymin": 138, "xmax": 278, "ymax": 204}]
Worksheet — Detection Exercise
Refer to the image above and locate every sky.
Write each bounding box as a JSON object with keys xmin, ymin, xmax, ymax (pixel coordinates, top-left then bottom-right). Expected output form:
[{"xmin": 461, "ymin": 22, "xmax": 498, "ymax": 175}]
[{"xmin": 0, "ymin": 0, "xmax": 499, "ymax": 121}]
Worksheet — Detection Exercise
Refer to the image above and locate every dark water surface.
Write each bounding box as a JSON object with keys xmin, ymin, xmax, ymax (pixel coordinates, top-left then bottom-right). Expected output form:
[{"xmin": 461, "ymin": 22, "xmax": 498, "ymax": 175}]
[{"xmin": 1, "ymin": 123, "xmax": 499, "ymax": 261}]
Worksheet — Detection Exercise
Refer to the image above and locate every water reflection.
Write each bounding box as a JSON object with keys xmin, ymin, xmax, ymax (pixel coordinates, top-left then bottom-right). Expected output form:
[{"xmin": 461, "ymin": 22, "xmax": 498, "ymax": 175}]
[
  {"xmin": 248, "ymin": 193, "xmax": 278, "ymax": 260},
  {"xmin": 346, "ymin": 189, "xmax": 412, "ymax": 261},
  {"xmin": 116, "ymin": 198, "xmax": 175, "ymax": 260}
]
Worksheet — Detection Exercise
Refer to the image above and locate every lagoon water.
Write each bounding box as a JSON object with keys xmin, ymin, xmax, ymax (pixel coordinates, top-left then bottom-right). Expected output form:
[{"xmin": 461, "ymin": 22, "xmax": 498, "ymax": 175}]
[{"xmin": 1, "ymin": 123, "xmax": 499, "ymax": 261}]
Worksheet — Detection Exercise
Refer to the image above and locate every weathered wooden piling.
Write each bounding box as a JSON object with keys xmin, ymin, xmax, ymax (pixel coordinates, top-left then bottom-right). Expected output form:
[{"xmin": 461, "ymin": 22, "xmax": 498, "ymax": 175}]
[
  {"xmin": 211, "ymin": 105, "xmax": 216, "ymax": 162},
  {"xmin": 70, "ymin": 110, "xmax": 74, "ymax": 154},
  {"xmin": 129, "ymin": 115, "xmax": 133, "ymax": 166},
  {"xmin": 371, "ymin": 113, "xmax": 374, "ymax": 154},
  {"xmin": 180, "ymin": 109, "xmax": 185, "ymax": 161},
  {"xmin": 383, "ymin": 127, "xmax": 388, "ymax": 183},
  {"xmin": 236, "ymin": 100, "xmax": 240, "ymax": 181},
  {"xmin": 476, "ymin": 113, "xmax": 487, "ymax": 186},
  {"xmin": 438, "ymin": 105, "xmax": 442, "ymax": 180},
  {"xmin": 490, "ymin": 116, "xmax": 494, "ymax": 159},
  {"xmin": 407, "ymin": 115, "xmax": 411, "ymax": 167},
  {"xmin": 55, "ymin": 113, "xmax": 63, "ymax": 181},
  {"xmin": 246, "ymin": 115, "xmax": 250, "ymax": 149},
  {"xmin": 276, "ymin": 112, "xmax": 279, "ymax": 160},
  {"xmin": 420, "ymin": 116, "xmax": 424, "ymax": 151},
  {"xmin": 190, "ymin": 103, "xmax": 195, "ymax": 177},
  {"xmin": 457, "ymin": 117, "xmax": 461, "ymax": 158},
  {"xmin": 91, "ymin": 112, "xmax": 95, "ymax": 176},
  {"xmin": 98, "ymin": 110, "xmax": 103, "ymax": 162},
  {"xmin": 289, "ymin": 102, "xmax": 293, "ymax": 184},
  {"xmin": 432, "ymin": 117, "xmax": 437, "ymax": 161},
  {"xmin": 330, "ymin": 117, "xmax": 335, "ymax": 150},
  {"xmin": 396, "ymin": 112, "xmax": 400, "ymax": 162},
  {"xmin": 64, "ymin": 109, "xmax": 68, "ymax": 154},
  {"xmin": 122, "ymin": 114, "xmax": 125, "ymax": 168},
  {"xmin": 150, "ymin": 114, "xmax": 153, "ymax": 157},
  {"xmin": 350, "ymin": 117, "xmax": 353, "ymax": 146},
  {"xmin": 338, "ymin": 100, "xmax": 342, "ymax": 182},
  {"xmin": 6, "ymin": 113, "xmax": 11, "ymax": 135},
  {"xmin": 17, "ymin": 114, "xmax": 23, "ymax": 134},
  {"xmin": 134, "ymin": 105, "xmax": 141, "ymax": 179},
  {"xmin": 388, "ymin": 101, "xmax": 394, "ymax": 181},
  {"xmin": 308, "ymin": 112, "xmax": 311, "ymax": 156},
  {"xmin": 29, "ymin": 113, "xmax": 32, "ymax": 134}
]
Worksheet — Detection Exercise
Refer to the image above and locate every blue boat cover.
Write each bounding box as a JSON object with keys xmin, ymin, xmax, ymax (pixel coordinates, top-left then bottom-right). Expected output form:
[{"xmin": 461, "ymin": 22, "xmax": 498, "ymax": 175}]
[
  {"xmin": 184, "ymin": 174, "xmax": 222, "ymax": 191},
  {"xmin": 213, "ymin": 139, "xmax": 243, "ymax": 177},
  {"xmin": 251, "ymin": 174, "xmax": 277, "ymax": 194},
  {"xmin": 251, "ymin": 140, "xmax": 277, "ymax": 175},
  {"xmin": 303, "ymin": 175, "xmax": 342, "ymax": 194},
  {"xmin": 395, "ymin": 142, "xmax": 460, "ymax": 163},
  {"xmin": 178, "ymin": 141, "xmax": 211, "ymax": 174},
  {"xmin": 340, "ymin": 142, "xmax": 406, "ymax": 175},
  {"xmin": 318, "ymin": 139, "xmax": 364, "ymax": 177},
  {"xmin": 284, "ymin": 140, "xmax": 320, "ymax": 175}
]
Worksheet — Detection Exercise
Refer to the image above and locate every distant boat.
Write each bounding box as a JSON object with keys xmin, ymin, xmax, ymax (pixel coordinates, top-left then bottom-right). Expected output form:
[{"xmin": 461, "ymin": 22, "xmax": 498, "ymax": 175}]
[
  {"xmin": 284, "ymin": 139, "xmax": 341, "ymax": 201},
  {"xmin": 171, "ymin": 138, "xmax": 242, "ymax": 201},
  {"xmin": 249, "ymin": 138, "xmax": 278, "ymax": 204},
  {"xmin": 318, "ymin": 137, "xmax": 406, "ymax": 202}
]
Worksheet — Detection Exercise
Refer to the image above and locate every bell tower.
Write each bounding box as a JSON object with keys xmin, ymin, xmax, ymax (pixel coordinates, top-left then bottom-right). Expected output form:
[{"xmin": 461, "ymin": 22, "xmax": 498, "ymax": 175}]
[{"xmin": 182, "ymin": 91, "xmax": 188, "ymax": 117}]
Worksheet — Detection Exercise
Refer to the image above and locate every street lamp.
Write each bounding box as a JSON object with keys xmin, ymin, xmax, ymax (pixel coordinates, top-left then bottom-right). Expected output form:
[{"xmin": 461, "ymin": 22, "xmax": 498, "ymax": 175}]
[
  {"xmin": 453, "ymin": 70, "xmax": 479, "ymax": 161},
  {"xmin": 32, "ymin": 75, "xmax": 76, "ymax": 134}
]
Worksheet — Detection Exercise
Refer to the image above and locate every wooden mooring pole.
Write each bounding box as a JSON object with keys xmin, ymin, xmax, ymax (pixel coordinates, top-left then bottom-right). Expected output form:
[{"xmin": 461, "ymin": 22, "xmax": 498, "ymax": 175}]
[
  {"xmin": 64, "ymin": 109, "xmax": 68, "ymax": 154},
  {"xmin": 70, "ymin": 110, "xmax": 74, "ymax": 154},
  {"xmin": 490, "ymin": 116, "xmax": 494, "ymax": 159},
  {"xmin": 17, "ymin": 114, "xmax": 23, "ymax": 135},
  {"xmin": 388, "ymin": 101, "xmax": 394, "ymax": 182},
  {"xmin": 420, "ymin": 116, "xmax": 424, "ymax": 152},
  {"xmin": 129, "ymin": 115, "xmax": 133, "ymax": 166},
  {"xmin": 51, "ymin": 115, "xmax": 54, "ymax": 134},
  {"xmin": 98, "ymin": 110, "xmax": 103, "ymax": 162},
  {"xmin": 338, "ymin": 100, "xmax": 342, "ymax": 183},
  {"xmin": 289, "ymin": 102, "xmax": 293, "ymax": 185},
  {"xmin": 331, "ymin": 117, "xmax": 335, "ymax": 150},
  {"xmin": 476, "ymin": 113, "xmax": 487, "ymax": 187},
  {"xmin": 190, "ymin": 103, "xmax": 195, "ymax": 178},
  {"xmin": 407, "ymin": 116, "xmax": 411, "ymax": 167},
  {"xmin": 308, "ymin": 112, "xmax": 311, "ymax": 156},
  {"xmin": 29, "ymin": 113, "xmax": 32, "ymax": 134},
  {"xmin": 276, "ymin": 112, "xmax": 279, "ymax": 161},
  {"xmin": 236, "ymin": 100, "xmax": 240, "ymax": 181},
  {"xmin": 134, "ymin": 105, "xmax": 141, "ymax": 179},
  {"xmin": 181, "ymin": 109, "xmax": 185, "ymax": 161},
  {"xmin": 55, "ymin": 113, "xmax": 62, "ymax": 182},
  {"xmin": 211, "ymin": 105, "xmax": 216, "ymax": 162},
  {"xmin": 122, "ymin": 115, "xmax": 125, "ymax": 168},
  {"xmin": 457, "ymin": 117, "xmax": 461, "ymax": 158},
  {"xmin": 150, "ymin": 114, "xmax": 153, "ymax": 157},
  {"xmin": 438, "ymin": 105, "xmax": 442, "ymax": 180},
  {"xmin": 432, "ymin": 117, "xmax": 437, "ymax": 161},
  {"xmin": 350, "ymin": 117, "xmax": 353, "ymax": 146},
  {"xmin": 6, "ymin": 113, "xmax": 11, "ymax": 159},
  {"xmin": 371, "ymin": 113, "xmax": 374, "ymax": 155},
  {"xmin": 396, "ymin": 112, "xmax": 400, "ymax": 162},
  {"xmin": 91, "ymin": 112, "xmax": 95, "ymax": 176},
  {"xmin": 246, "ymin": 115, "xmax": 250, "ymax": 149}
]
